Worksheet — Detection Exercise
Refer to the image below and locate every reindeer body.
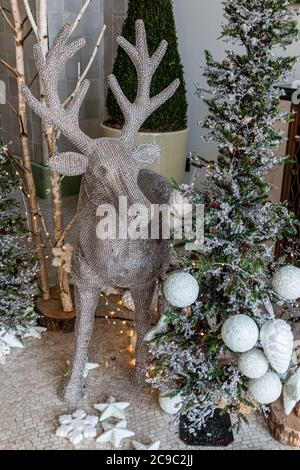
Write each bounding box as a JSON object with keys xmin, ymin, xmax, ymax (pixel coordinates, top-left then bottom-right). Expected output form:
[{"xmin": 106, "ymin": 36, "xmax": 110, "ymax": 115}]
[
  {"xmin": 23, "ymin": 20, "xmax": 179, "ymax": 403},
  {"xmin": 74, "ymin": 144, "xmax": 171, "ymax": 290}
]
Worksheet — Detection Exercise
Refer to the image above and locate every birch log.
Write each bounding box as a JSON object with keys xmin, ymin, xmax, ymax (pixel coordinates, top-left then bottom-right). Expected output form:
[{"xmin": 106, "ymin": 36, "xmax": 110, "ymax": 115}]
[
  {"xmin": 268, "ymin": 397, "xmax": 300, "ymax": 448},
  {"xmin": 9, "ymin": 0, "xmax": 50, "ymax": 300},
  {"xmin": 35, "ymin": 0, "xmax": 74, "ymax": 312}
]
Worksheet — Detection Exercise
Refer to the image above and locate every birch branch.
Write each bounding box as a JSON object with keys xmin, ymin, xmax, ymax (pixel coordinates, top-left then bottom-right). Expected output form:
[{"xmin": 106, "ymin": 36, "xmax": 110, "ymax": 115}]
[
  {"xmin": 64, "ymin": 24, "xmax": 106, "ymax": 107},
  {"xmin": 21, "ymin": 26, "xmax": 33, "ymax": 44},
  {"xmin": 21, "ymin": 15, "xmax": 28, "ymax": 28},
  {"xmin": 0, "ymin": 4, "xmax": 15, "ymax": 34},
  {"xmin": 78, "ymin": 24, "xmax": 106, "ymax": 85},
  {"xmin": 0, "ymin": 92, "xmax": 19, "ymax": 116},
  {"xmin": 0, "ymin": 58, "xmax": 20, "ymax": 77},
  {"xmin": 22, "ymin": 0, "xmax": 39, "ymax": 40},
  {"xmin": 70, "ymin": 0, "xmax": 92, "ymax": 35},
  {"xmin": 3, "ymin": 147, "xmax": 25, "ymax": 173},
  {"xmin": 37, "ymin": 203, "xmax": 55, "ymax": 248},
  {"xmin": 57, "ymin": 213, "xmax": 78, "ymax": 247},
  {"xmin": 28, "ymin": 70, "xmax": 38, "ymax": 88}
]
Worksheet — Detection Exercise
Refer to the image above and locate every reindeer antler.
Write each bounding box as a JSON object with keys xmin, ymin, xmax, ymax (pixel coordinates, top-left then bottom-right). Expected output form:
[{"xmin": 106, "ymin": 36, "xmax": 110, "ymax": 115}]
[
  {"xmin": 22, "ymin": 23, "xmax": 94, "ymax": 154},
  {"xmin": 108, "ymin": 20, "xmax": 180, "ymax": 144}
]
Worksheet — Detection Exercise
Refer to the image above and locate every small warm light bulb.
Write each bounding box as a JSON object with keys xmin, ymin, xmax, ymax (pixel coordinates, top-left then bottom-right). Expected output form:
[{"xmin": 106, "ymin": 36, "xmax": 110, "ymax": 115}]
[{"xmin": 117, "ymin": 300, "xmax": 123, "ymax": 306}]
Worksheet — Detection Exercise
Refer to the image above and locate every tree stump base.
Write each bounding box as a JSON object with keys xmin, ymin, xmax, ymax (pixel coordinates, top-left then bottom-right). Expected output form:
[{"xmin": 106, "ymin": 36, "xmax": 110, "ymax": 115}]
[
  {"xmin": 37, "ymin": 286, "xmax": 76, "ymax": 333},
  {"xmin": 268, "ymin": 397, "xmax": 300, "ymax": 448}
]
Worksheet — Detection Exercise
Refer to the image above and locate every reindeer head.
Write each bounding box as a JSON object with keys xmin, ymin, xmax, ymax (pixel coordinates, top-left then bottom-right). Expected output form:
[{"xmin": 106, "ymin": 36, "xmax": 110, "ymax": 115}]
[{"xmin": 22, "ymin": 20, "xmax": 179, "ymax": 208}]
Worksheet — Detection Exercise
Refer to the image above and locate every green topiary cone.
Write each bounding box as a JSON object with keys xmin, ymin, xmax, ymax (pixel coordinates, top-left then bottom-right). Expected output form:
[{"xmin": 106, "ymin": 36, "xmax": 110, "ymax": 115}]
[{"xmin": 105, "ymin": 0, "xmax": 188, "ymax": 133}]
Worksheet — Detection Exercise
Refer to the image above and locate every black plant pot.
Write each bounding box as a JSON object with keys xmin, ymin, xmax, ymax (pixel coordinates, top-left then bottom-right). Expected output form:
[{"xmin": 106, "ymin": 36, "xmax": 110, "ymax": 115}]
[{"xmin": 179, "ymin": 409, "xmax": 234, "ymax": 447}]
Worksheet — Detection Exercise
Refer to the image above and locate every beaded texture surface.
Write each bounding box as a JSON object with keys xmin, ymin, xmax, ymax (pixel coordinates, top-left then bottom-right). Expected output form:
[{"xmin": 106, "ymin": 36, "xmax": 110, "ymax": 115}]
[{"xmin": 22, "ymin": 20, "xmax": 179, "ymax": 404}]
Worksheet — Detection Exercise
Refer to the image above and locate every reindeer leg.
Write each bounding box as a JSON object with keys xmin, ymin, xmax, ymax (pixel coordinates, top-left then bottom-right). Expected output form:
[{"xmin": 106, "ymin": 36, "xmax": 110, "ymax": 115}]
[
  {"xmin": 59, "ymin": 284, "xmax": 102, "ymax": 404},
  {"xmin": 131, "ymin": 282, "xmax": 156, "ymax": 386}
]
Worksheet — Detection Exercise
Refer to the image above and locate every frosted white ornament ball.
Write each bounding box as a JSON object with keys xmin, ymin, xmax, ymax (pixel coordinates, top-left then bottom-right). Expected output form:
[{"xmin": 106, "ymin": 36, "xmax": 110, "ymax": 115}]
[
  {"xmin": 221, "ymin": 314, "xmax": 259, "ymax": 353},
  {"xmin": 163, "ymin": 272, "xmax": 199, "ymax": 308},
  {"xmin": 248, "ymin": 371, "xmax": 282, "ymax": 405},
  {"xmin": 238, "ymin": 348, "xmax": 269, "ymax": 379},
  {"xmin": 159, "ymin": 391, "xmax": 182, "ymax": 415},
  {"xmin": 272, "ymin": 265, "xmax": 300, "ymax": 301}
]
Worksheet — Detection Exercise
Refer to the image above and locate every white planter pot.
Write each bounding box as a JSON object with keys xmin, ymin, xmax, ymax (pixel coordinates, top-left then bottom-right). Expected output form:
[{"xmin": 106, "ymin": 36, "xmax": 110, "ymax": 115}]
[{"xmin": 100, "ymin": 124, "xmax": 189, "ymax": 183}]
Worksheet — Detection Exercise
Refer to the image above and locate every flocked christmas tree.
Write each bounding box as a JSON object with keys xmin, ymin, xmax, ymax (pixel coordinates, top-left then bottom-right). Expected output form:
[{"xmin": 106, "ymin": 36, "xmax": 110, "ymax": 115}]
[
  {"xmin": 0, "ymin": 132, "xmax": 38, "ymax": 359},
  {"xmin": 147, "ymin": 0, "xmax": 300, "ymax": 431}
]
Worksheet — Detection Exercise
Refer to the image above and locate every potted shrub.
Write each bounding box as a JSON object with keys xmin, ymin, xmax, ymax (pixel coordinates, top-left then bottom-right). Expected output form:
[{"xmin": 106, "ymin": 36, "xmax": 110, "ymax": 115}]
[{"xmin": 101, "ymin": 0, "xmax": 189, "ymax": 182}]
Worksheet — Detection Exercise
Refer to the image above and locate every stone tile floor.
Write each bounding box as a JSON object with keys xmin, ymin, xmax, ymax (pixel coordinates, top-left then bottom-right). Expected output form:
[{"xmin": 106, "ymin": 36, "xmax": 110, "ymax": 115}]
[
  {"xmin": 2, "ymin": 193, "xmax": 299, "ymax": 450},
  {"xmin": 0, "ymin": 318, "xmax": 297, "ymax": 450}
]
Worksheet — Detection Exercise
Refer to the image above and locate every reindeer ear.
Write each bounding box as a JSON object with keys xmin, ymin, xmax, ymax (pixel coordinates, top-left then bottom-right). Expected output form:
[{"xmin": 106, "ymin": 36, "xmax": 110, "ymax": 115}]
[
  {"xmin": 132, "ymin": 143, "xmax": 160, "ymax": 164},
  {"xmin": 48, "ymin": 152, "xmax": 89, "ymax": 176}
]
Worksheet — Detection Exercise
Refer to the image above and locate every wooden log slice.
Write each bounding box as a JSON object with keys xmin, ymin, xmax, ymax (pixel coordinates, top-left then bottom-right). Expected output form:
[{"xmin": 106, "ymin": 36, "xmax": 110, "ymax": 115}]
[
  {"xmin": 268, "ymin": 396, "xmax": 300, "ymax": 448},
  {"xmin": 37, "ymin": 286, "xmax": 76, "ymax": 333}
]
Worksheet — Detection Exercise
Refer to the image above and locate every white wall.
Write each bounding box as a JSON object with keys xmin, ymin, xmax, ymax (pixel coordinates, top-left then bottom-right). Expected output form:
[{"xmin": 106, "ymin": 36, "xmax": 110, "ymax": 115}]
[{"xmin": 173, "ymin": 0, "xmax": 300, "ymax": 161}]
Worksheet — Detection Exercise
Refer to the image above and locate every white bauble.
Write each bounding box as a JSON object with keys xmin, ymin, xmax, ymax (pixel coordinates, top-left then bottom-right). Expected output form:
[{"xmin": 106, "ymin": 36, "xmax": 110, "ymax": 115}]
[
  {"xmin": 248, "ymin": 371, "xmax": 282, "ymax": 404},
  {"xmin": 159, "ymin": 391, "xmax": 182, "ymax": 415},
  {"xmin": 260, "ymin": 320, "xmax": 293, "ymax": 374},
  {"xmin": 272, "ymin": 265, "xmax": 300, "ymax": 301},
  {"xmin": 221, "ymin": 314, "xmax": 259, "ymax": 353},
  {"xmin": 163, "ymin": 272, "xmax": 199, "ymax": 308},
  {"xmin": 238, "ymin": 348, "xmax": 269, "ymax": 379},
  {"xmin": 283, "ymin": 368, "xmax": 300, "ymax": 415}
]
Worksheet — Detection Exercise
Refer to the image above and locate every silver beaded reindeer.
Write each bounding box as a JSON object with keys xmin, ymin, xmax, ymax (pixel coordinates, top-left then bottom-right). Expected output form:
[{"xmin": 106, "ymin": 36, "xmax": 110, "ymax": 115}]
[{"xmin": 22, "ymin": 20, "xmax": 179, "ymax": 403}]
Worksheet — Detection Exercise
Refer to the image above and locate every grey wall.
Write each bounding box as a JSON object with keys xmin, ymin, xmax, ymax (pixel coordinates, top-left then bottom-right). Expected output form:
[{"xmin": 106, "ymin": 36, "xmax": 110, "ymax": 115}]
[
  {"xmin": 173, "ymin": 0, "xmax": 300, "ymax": 161},
  {"xmin": 0, "ymin": 0, "xmax": 104, "ymax": 164}
]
